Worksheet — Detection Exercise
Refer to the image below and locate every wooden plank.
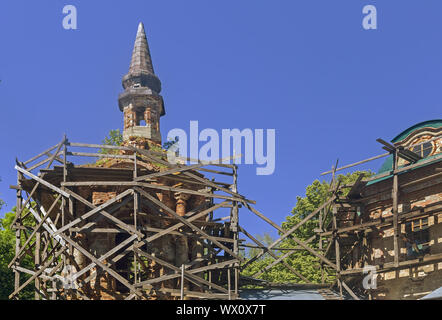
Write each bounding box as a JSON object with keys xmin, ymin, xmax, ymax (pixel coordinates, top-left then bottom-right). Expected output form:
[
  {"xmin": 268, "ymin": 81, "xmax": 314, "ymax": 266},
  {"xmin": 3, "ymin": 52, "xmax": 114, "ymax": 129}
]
[
  {"xmin": 243, "ymin": 202, "xmax": 336, "ymax": 269},
  {"xmin": 66, "ymin": 151, "xmax": 133, "ymax": 159},
  {"xmin": 133, "ymin": 162, "xmax": 215, "ymax": 182},
  {"xmin": 243, "ymin": 197, "xmax": 334, "ymax": 264},
  {"xmin": 25, "ymin": 202, "xmax": 65, "ymax": 245},
  {"xmin": 341, "ymin": 281, "xmax": 360, "ymax": 300},
  {"xmin": 392, "ymin": 151, "xmax": 400, "ymax": 267},
  {"xmin": 184, "ymin": 170, "xmax": 251, "ymax": 203},
  {"xmin": 53, "ymin": 188, "xmax": 133, "ymax": 236},
  {"xmin": 240, "ymin": 226, "xmax": 312, "ymax": 283},
  {"xmin": 321, "ymin": 135, "xmax": 441, "ymax": 176},
  {"xmin": 286, "ymin": 231, "xmax": 336, "ymax": 270},
  {"xmin": 68, "ymin": 142, "xmax": 131, "ymax": 151},
  {"xmin": 8, "ymin": 194, "xmax": 62, "ymax": 268},
  {"xmin": 254, "ymin": 235, "xmax": 317, "ymax": 277},
  {"xmin": 9, "ymin": 246, "xmax": 66, "ymax": 299},
  {"xmin": 27, "ymin": 152, "xmax": 65, "ymax": 172},
  {"xmin": 240, "ymin": 243, "xmax": 307, "ymax": 251},
  {"xmin": 134, "ymin": 247, "xmax": 229, "ymax": 294},
  {"xmin": 320, "ymin": 203, "xmax": 442, "ymax": 236},
  {"xmin": 15, "ymin": 165, "xmax": 70, "ymax": 198},
  {"xmin": 332, "ymin": 204, "xmax": 342, "ymax": 297},
  {"xmin": 62, "ymin": 181, "xmax": 153, "ymax": 187},
  {"xmin": 146, "ymin": 201, "xmax": 228, "ymax": 242},
  {"xmin": 268, "ymin": 196, "xmax": 335, "ymax": 250},
  {"xmin": 341, "ymin": 252, "xmax": 442, "ymax": 276},
  {"xmin": 254, "ymin": 250, "xmax": 296, "ymax": 277},
  {"xmin": 58, "ymin": 233, "xmax": 144, "ymax": 298},
  {"xmin": 365, "ymin": 153, "xmax": 442, "ymax": 183},
  {"xmin": 11, "ymin": 139, "xmax": 66, "ymax": 229},
  {"xmin": 134, "ymin": 187, "xmax": 244, "ymax": 263},
  {"xmin": 128, "ymin": 146, "xmax": 254, "ymax": 204},
  {"xmin": 156, "ymin": 287, "xmax": 234, "ymax": 299},
  {"xmin": 23, "ymin": 143, "xmax": 59, "ymax": 165},
  {"xmin": 137, "ymin": 182, "xmax": 245, "ymax": 202},
  {"xmin": 72, "ymin": 196, "xmax": 133, "ymax": 233},
  {"xmin": 195, "ymin": 167, "xmax": 234, "ymax": 176},
  {"xmin": 321, "ymin": 153, "xmax": 390, "ymax": 176},
  {"xmin": 71, "ymin": 234, "xmax": 138, "ymax": 281},
  {"xmin": 68, "ymin": 188, "xmax": 142, "ymax": 237},
  {"xmin": 11, "ymin": 266, "xmax": 54, "ymax": 282},
  {"xmin": 153, "ymin": 174, "xmax": 232, "ymax": 188}
]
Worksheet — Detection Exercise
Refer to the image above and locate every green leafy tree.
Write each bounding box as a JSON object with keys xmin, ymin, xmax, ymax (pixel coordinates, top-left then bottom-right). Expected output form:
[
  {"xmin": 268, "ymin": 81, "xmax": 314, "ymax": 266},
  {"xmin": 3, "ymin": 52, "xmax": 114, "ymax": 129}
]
[
  {"xmin": 242, "ymin": 170, "xmax": 373, "ymax": 284},
  {"xmin": 0, "ymin": 204, "xmax": 36, "ymax": 300},
  {"xmin": 100, "ymin": 129, "xmax": 123, "ymax": 154},
  {"xmin": 245, "ymin": 233, "xmax": 275, "ymax": 260},
  {"xmin": 0, "ymin": 210, "xmax": 15, "ymax": 299}
]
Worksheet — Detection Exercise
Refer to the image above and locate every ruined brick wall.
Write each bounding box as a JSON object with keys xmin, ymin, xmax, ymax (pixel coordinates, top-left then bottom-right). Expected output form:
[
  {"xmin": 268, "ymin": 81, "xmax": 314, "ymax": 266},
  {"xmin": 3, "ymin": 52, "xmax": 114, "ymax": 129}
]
[
  {"xmin": 66, "ymin": 164, "xmax": 210, "ymax": 299},
  {"xmin": 355, "ymin": 162, "xmax": 442, "ymax": 299}
]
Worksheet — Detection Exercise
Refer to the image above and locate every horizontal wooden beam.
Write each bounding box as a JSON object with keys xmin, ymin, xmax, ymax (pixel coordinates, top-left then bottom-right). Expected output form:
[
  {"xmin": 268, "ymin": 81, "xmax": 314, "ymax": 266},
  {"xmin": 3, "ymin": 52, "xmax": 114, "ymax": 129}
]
[
  {"xmin": 341, "ymin": 252, "xmax": 442, "ymax": 276},
  {"xmin": 15, "ymin": 165, "xmax": 70, "ymax": 198},
  {"xmin": 66, "ymin": 151, "xmax": 133, "ymax": 159}
]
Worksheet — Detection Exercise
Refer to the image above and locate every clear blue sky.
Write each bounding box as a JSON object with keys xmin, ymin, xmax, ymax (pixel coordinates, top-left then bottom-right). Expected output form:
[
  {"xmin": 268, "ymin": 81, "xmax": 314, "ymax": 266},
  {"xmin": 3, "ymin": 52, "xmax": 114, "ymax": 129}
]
[{"xmin": 0, "ymin": 0, "xmax": 441, "ymax": 237}]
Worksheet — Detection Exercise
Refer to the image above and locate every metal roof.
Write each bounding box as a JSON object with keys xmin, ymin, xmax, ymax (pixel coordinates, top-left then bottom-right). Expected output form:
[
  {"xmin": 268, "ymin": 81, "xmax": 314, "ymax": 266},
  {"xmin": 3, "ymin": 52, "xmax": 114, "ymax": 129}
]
[
  {"xmin": 420, "ymin": 287, "xmax": 442, "ymax": 300},
  {"xmin": 391, "ymin": 119, "xmax": 442, "ymax": 143},
  {"xmin": 240, "ymin": 289, "xmax": 326, "ymax": 300},
  {"xmin": 368, "ymin": 153, "xmax": 441, "ymax": 186}
]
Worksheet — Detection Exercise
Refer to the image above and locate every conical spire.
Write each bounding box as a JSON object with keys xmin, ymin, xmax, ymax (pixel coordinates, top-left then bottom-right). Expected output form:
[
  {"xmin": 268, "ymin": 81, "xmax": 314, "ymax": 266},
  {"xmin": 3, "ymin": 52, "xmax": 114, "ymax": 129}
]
[
  {"xmin": 122, "ymin": 22, "xmax": 161, "ymax": 93},
  {"xmin": 119, "ymin": 22, "xmax": 166, "ymax": 144},
  {"xmin": 129, "ymin": 22, "xmax": 155, "ymax": 75}
]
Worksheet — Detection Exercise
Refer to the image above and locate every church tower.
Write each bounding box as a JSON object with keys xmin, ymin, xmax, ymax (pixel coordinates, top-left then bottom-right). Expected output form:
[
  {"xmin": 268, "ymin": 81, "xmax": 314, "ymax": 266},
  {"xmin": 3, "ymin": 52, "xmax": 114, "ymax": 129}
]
[{"xmin": 118, "ymin": 23, "xmax": 165, "ymax": 146}]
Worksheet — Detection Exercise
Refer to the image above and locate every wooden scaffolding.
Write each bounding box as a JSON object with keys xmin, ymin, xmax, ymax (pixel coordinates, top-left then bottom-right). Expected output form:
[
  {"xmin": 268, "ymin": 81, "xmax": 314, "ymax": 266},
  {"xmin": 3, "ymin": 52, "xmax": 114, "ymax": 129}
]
[
  {"xmin": 8, "ymin": 133, "xmax": 441, "ymax": 300},
  {"xmin": 9, "ymin": 136, "xmax": 248, "ymax": 300},
  {"xmin": 235, "ymin": 134, "xmax": 442, "ymax": 300}
]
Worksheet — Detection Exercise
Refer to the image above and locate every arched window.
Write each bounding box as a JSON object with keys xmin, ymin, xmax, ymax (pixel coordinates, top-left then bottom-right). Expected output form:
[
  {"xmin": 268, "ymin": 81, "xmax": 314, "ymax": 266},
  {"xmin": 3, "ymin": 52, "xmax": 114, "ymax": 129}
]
[{"xmin": 412, "ymin": 141, "xmax": 433, "ymax": 158}]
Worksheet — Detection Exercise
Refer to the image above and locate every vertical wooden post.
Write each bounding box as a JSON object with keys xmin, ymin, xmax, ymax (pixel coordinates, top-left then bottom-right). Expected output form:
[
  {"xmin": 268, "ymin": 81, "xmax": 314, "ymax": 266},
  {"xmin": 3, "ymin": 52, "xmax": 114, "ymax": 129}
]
[
  {"xmin": 231, "ymin": 165, "xmax": 239, "ymax": 296},
  {"xmin": 133, "ymin": 153, "xmax": 139, "ymax": 295},
  {"xmin": 319, "ymin": 208, "xmax": 324, "ymax": 284},
  {"xmin": 206, "ymin": 185, "xmax": 214, "ymax": 291},
  {"xmin": 332, "ymin": 204, "xmax": 342, "ymax": 297},
  {"xmin": 133, "ymin": 190, "xmax": 139, "ymax": 289},
  {"xmin": 61, "ymin": 137, "xmax": 67, "ymax": 267},
  {"xmin": 330, "ymin": 162, "xmax": 342, "ymax": 297},
  {"xmin": 35, "ymin": 230, "xmax": 41, "ymax": 300},
  {"xmin": 227, "ymin": 268, "xmax": 231, "ymax": 300},
  {"xmin": 392, "ymin": 150, "xmax": 399, "ymax": 268},
  {"xmin": 14, "ymin": 171, "xmax": 22, "ymax": 299},
  {"xmin": 68, "ymin": 198, "xmax": 74, "ymax": 268},
  {"xmin": 52, "ymin": 280, "xmax": 57, "ymax": 300},
  {"xmin": 180, "ymin": 264, "xmax": 185, "ymax": 300}
]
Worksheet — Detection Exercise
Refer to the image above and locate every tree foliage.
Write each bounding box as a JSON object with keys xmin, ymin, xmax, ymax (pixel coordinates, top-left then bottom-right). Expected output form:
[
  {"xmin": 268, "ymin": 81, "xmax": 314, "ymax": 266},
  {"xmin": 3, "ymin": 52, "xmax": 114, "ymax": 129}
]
[
  {"xmin": 242, "ymin": 170, "xmax": 373, "ymax": 284},
  {"xmin": 100, "ymin": 129, "xmax": 123, "ymax": 154},
  {"xmin": 0, "ymin": 204, "xmax": 36, "ymax": 300}
]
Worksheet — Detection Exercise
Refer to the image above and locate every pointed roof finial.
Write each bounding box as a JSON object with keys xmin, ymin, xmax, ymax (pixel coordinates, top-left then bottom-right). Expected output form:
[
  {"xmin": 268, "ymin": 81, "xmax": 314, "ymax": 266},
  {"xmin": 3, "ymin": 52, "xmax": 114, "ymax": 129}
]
[{"xmin": 129, "ymin": 22, "xmax": 155, "ymax": 75}]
